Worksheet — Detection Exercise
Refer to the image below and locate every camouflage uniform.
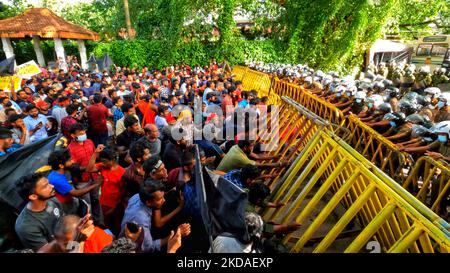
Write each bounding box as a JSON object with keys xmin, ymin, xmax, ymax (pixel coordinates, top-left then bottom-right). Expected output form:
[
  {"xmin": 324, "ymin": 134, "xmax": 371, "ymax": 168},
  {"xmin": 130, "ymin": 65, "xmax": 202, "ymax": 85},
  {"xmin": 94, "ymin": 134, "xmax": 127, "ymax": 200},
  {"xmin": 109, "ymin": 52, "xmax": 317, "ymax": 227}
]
[{"xmin": 431, "ymin": 74, "xmax": 449, "ymax": 86}]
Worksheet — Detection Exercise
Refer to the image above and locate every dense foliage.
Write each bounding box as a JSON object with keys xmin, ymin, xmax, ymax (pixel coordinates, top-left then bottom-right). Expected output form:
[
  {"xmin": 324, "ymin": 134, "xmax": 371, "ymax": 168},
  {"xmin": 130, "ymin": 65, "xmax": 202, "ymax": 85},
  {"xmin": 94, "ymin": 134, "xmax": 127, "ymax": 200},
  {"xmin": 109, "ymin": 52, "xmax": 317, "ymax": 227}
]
[{"xmin": 1, "ymin": 0, "xmax": 449, "ymax": 72}]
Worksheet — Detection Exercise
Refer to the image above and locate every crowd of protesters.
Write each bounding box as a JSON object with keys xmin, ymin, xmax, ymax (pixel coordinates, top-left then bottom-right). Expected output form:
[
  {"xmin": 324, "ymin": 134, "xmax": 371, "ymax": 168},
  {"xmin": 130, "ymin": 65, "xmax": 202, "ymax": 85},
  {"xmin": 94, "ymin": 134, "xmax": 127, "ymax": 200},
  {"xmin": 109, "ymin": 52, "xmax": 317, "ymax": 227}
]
[{"xmin": 1, "ymin": 58, "xmax": 299, "ymax": 253}]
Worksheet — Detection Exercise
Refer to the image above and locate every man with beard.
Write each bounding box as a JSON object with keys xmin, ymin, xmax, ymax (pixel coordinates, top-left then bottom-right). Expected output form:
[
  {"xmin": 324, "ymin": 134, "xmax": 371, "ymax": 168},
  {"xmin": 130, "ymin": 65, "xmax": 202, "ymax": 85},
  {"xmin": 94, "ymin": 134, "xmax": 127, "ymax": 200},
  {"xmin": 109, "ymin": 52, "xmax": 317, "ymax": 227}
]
[
  {"xmin": 23, "ymin": 104, "xmax": 49, "ymax": 142},
  {"xmin": 15, "ymin": 173, "xmax": 63, "ymax": 251}
]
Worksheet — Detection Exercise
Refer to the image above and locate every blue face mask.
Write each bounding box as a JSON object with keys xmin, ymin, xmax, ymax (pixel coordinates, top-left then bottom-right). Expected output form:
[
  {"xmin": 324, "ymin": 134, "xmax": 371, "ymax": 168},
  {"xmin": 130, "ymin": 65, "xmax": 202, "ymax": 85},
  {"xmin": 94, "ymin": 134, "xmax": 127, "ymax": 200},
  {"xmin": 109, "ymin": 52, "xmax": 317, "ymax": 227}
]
[
  {"xmin": 356, "ymin": 99, "xmax": 362, "ymax": 104},
  {"xmin": 438, "ymin": 135, "xmax": 447, "ymax": 143},
  {"xmin": 390, "ymin": 121, "xmax": 396, "ymax": 128},
  {"xmin": 76, "ymin": 134, "xmax": 87, "ymax": 142},
  {"xmin": 336, "ymin": 93, "xmax": 341, "ymax": 97},
  {"xmin": 368, "ymin": 103, "xmax": 373, "ymax": 109},
  {"xmin": 437, "ymin": 101, "xmax": 445, "ymax": 109}
]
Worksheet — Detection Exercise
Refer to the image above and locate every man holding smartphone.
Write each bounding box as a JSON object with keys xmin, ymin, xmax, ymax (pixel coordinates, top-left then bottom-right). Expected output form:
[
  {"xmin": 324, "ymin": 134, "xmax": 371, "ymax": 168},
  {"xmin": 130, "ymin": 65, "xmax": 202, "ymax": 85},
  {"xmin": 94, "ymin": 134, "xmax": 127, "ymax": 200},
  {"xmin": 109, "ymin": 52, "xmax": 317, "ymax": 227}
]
[{"xmin": 23, "ymin": 104, "xmax": 49, "ymax": 143}]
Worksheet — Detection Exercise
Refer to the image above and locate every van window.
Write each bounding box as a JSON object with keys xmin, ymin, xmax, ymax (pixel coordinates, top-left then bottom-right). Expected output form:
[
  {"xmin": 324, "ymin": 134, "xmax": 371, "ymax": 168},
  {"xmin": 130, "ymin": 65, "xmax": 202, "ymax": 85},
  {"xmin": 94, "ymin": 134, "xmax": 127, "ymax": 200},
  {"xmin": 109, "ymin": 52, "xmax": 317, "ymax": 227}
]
[
  {"xmin": 431, "ymin": 43, "xmax": 448, "ymax": 56},
  {"xmin": 417, "ymin": 44, "xmax": 432, "ymax": 56}
]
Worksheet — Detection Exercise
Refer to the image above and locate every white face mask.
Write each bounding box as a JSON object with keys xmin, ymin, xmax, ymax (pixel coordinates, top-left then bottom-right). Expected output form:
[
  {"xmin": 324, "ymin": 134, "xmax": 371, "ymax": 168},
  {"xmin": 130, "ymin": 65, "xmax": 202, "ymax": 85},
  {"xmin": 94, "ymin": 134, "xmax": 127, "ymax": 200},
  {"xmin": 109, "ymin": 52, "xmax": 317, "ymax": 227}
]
[{"xmin": 76, "ymin": 134, "xmax": 87, "ymax": 142}]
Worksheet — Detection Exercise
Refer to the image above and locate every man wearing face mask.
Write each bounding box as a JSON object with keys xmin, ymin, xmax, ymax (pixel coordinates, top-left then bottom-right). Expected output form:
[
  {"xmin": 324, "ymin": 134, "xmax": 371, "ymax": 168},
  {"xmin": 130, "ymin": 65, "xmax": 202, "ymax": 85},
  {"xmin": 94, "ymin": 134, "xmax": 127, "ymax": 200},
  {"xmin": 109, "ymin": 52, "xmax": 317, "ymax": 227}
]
[
  {"xmin": 68, "ymin": 123, "xmax": 104, "ymax": 227},
  {"xmin": 433, "ymin": 94, "xmax": 450, "ymax": 123},
  {"xmin": 402, "ymin": 122, "xmax": 450, "ymax": 159}
]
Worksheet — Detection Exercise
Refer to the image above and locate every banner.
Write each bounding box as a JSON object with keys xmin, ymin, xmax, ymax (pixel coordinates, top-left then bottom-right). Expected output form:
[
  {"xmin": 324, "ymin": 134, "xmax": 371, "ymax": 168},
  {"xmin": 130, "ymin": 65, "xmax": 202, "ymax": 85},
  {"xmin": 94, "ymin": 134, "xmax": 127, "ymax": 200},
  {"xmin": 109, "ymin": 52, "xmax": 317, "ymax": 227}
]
[
  {"xmin": 0, "ymin": 75, "xmax": 21, "ymax": 92},
  {"xmin": 16, "ymin": 60, "xmax": 41, "ymax": 79}
]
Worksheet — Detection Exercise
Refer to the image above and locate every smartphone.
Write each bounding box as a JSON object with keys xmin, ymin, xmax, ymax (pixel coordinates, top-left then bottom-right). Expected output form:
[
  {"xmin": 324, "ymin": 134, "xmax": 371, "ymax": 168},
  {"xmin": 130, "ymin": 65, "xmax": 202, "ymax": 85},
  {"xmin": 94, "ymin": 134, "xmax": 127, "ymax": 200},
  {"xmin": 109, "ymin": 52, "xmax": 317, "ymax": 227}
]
[{"xmin": 127, "ymin": 221, "xmax": 140, "ymax": 233}]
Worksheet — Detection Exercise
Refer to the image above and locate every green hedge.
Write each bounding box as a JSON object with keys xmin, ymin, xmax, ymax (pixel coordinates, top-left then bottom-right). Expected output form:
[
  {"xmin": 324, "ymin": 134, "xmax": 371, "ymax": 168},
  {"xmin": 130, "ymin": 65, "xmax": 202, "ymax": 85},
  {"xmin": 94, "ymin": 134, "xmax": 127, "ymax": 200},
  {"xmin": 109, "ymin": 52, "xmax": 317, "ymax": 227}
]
[
  {"xmin": 90, "ymin": 38, "xmax": 283, "ymax": 69},
  {"xmin": 2, "ymin": 37, "xmax": 282, "ymax": 69}
]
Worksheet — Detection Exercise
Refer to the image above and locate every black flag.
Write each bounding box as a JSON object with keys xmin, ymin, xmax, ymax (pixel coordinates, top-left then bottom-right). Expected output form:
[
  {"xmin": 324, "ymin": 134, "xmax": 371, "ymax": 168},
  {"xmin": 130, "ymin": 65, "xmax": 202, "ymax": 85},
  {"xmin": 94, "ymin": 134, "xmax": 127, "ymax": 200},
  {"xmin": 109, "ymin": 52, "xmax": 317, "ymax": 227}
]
[
  {"xmin": 0, "ymin": 56, "xmax": 15, "ymax": 76},
  {"xmin": 194, "ymin": 146, "xmax": 248, "ymax": 251},
  {"xmin": 0, "ymin": 135, "xmax": 59, "ymax": 211},
  {"xmin": 97, "ymin": 54, "xmax": 114, "ymax": 71}
]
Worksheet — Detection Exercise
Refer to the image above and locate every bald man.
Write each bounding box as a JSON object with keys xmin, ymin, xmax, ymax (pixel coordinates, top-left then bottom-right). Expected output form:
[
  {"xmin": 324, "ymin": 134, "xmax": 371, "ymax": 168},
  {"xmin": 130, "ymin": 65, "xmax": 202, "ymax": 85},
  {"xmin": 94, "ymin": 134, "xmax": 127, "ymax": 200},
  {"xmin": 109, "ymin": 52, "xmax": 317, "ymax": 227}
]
[{"xmin": 136, "ymin": 124, "xmax": 161, "ymax": 157}]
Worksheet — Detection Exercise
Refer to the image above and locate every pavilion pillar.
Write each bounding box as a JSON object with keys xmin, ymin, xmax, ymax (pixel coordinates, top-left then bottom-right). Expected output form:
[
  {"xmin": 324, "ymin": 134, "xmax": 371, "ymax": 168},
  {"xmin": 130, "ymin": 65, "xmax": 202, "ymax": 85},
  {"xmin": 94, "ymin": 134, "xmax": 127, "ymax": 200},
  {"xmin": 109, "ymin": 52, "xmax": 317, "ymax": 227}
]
[
  {"xmin": 1, "ymin": 37, "xmax": 15, "ymax": 60},
  {"xmin": 53, "ymin": 38, "xmax": 66, "ymax": 70},
  {"xmin": 77, "ymin": 39, "xmax": 87, "ymax": 70},
  {"xmin": 32, "ymin": 36, "xmax": 46, "ymax": 67}
]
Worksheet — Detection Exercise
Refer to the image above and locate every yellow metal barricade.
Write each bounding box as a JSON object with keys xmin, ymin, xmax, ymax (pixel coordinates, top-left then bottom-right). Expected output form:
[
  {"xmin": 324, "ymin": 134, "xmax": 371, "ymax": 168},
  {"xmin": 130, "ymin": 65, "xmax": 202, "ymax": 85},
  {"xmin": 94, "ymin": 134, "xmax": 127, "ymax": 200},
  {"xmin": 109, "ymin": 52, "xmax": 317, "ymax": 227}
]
[
  {"xmin": 271, "ymin": 78, "xmax": 346, "ymax": 126},
  {"xmin": 262, "ymin": 130, "xmax": 450, "ymax": 253},
  {"xmin": 345, "ymin": 114, "xmax": 411, "ymax": 182},
  {"xmin": 231, "ymin": 65, "xmax": 248, "ymax": 82},
  {"xmin": 403, "ymin": 156, "xmax": 450, "ymax": 216},
  {"xmin": 256, "ymin": 96, "xmax": 333, "ymax": 186},
  {"xmin": 241, "ymin": 69, "xmax": 272, "ymax": 96}
]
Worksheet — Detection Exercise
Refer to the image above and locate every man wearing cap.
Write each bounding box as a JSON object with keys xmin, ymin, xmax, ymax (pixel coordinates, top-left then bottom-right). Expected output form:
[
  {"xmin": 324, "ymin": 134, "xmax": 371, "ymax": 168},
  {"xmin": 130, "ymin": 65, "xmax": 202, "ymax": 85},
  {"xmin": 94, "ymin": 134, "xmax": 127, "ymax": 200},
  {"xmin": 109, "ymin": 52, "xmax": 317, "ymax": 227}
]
[
  {"xmin": 9, "ymin": 113, "xmax": 30, "ymax": 145},
  {"xmin": 36, "ymin": 100, "xmax": 51, "ymax": 117},
  {"xmin": 0, "ymin": 128, "xmax": 18, "ymax": 156}
]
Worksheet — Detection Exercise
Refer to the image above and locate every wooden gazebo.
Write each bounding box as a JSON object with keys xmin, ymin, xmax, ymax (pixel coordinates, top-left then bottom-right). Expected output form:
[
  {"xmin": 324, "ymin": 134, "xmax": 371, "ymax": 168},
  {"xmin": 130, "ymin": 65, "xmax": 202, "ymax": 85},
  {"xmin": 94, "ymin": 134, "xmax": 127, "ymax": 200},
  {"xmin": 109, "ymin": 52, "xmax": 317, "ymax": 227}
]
[{"xmin": 0, "ymin": 7, "xmax": 100, "ymax": 69}]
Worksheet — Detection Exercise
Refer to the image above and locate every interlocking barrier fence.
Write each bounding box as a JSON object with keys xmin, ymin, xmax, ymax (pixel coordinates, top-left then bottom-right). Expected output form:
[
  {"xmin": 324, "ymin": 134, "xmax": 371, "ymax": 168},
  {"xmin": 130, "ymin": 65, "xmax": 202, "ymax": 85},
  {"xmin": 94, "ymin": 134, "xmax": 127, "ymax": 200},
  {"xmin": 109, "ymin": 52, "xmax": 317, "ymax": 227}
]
[
  {"xmin": 232, "ymin": 65, "xmax": 449, "ymax": 217},
  {"xmin": 261, "ymin": 129, "xmax": 450, "ymax": 253}
]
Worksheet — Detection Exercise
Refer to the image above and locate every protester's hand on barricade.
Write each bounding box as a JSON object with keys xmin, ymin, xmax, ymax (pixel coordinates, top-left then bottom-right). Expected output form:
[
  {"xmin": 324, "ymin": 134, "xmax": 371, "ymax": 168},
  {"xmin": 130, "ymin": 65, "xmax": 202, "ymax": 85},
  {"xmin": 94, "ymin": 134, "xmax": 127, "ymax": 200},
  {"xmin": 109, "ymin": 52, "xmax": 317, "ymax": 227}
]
[
  {"xmin": 286, "ymin": 222, "xmax": 302, "ymax": 232},
  {"xmin": 178, "ymin": 223, "xmax": 191, "ymax": 237},
  {"xmin": 425, "ymin": 151, "xmax": 444, "ymax": 160}
]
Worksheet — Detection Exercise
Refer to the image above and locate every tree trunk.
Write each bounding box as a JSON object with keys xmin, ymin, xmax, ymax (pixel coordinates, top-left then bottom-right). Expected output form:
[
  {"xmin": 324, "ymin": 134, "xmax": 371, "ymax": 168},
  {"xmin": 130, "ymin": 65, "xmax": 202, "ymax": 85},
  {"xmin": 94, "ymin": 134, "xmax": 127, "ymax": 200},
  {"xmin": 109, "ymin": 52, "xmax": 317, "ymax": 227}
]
[{"xmin": 123, "ymin": 0, "xmax": 133, "ymax": 40}]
